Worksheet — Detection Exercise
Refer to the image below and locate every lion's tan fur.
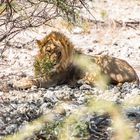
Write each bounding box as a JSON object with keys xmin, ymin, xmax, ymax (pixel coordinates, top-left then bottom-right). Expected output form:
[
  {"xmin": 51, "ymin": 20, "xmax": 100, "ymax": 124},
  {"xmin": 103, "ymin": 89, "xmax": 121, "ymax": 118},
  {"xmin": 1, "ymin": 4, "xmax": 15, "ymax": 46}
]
[{"xmin": 13, "ymin": 32, "xmax": 139, "ymax": 89}]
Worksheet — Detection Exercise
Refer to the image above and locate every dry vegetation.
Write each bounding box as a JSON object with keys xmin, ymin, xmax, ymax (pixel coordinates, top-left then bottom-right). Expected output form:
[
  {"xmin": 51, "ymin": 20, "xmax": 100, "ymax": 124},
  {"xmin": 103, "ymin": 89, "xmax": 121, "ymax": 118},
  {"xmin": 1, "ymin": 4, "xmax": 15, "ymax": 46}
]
[{"xmin": 0, "ymin": 0, "xmax": 88, "ymax": 56}]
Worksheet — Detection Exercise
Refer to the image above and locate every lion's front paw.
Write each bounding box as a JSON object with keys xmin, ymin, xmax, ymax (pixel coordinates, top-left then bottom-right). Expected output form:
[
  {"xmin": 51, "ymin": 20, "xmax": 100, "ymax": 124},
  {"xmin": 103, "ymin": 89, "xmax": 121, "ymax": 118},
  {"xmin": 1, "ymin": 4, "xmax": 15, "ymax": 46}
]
[{"xmin": 13, "ymin": 77, "xmax": 35, "ymax": 89}]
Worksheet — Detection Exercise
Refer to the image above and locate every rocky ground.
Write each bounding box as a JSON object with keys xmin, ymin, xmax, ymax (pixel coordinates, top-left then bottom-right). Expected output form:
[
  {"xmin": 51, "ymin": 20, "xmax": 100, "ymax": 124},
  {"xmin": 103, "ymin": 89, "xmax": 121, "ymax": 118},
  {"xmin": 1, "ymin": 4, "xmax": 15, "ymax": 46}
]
[{"xmin": 0, "ymin": 0, "xmax": 140, "ymax": 139}]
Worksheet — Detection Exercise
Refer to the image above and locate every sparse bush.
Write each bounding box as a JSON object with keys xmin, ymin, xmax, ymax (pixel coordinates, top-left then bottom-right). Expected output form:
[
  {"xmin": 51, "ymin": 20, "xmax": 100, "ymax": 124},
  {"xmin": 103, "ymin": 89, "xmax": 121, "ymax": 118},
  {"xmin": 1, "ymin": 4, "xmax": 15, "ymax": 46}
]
[{"xmin": 34, "ymin": 55, "xmax": 54, "ymax": 78}]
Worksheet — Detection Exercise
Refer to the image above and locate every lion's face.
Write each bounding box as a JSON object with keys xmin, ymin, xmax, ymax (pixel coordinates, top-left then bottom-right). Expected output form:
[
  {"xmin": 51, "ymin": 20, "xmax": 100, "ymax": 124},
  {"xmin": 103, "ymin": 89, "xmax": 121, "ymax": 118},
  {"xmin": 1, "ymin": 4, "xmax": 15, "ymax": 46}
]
[{"xmin": 36, "ymin": 39, "xmax": 62, "ymax": 66}]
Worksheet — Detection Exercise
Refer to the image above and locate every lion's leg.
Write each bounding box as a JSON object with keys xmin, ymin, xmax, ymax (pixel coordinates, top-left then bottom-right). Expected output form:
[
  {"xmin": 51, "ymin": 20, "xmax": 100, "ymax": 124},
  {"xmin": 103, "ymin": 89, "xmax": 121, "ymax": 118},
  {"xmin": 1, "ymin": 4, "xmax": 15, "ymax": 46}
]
[{"xmin": 13, "ymin": 77, "xmax": 57, "ymax": 89}]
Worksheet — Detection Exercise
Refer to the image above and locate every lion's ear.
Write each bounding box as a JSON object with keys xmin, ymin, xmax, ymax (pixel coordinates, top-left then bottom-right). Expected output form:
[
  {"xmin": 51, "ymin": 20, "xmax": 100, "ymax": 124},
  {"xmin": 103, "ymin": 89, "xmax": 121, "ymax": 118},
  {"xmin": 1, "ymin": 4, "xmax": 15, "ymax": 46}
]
[{"xmin": 36, "ymin": 39, "xmax": 42, "ymax": 47}]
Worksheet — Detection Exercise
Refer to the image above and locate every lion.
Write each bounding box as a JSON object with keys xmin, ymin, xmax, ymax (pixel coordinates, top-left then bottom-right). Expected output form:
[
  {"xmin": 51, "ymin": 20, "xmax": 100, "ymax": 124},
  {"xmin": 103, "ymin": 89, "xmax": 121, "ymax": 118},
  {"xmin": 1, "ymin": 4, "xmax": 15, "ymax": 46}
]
[{"xmin": 13, "ymin": 31, "xmax": 139, "ymax": 89}]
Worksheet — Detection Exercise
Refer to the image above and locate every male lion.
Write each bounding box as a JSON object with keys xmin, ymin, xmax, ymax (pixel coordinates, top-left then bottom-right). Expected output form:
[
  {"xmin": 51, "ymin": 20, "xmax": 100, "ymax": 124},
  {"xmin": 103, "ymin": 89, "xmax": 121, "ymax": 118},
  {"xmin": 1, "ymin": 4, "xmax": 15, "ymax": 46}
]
[{"xmin": 13, "ymin": 31, "xmax": 139, "ymax": 89}]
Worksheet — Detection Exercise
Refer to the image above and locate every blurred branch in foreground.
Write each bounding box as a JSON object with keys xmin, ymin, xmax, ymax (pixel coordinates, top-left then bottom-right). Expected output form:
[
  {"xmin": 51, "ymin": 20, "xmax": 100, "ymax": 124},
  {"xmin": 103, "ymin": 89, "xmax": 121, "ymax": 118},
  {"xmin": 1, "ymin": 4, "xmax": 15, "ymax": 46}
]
[{"xmin": 4, "ymin": 95, "xmax": 140, "ymax": 140}]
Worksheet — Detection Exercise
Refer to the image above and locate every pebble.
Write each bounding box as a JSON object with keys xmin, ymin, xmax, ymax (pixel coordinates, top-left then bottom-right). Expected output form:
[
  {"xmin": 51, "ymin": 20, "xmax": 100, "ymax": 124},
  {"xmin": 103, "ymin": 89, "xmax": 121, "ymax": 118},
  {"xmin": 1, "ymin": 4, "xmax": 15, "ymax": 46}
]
[
  {"xmin": 79, "ymin": 84, "xmax": 92, "ymax": 90},
  {"xmin": 0, "ymin": 119, "xmax": 4, "ymax": 126},
  {"xmin": 136, "ymin": 123, "xmax": 140, "ymax": 132},
  {"xmin": 72, "ymin": 27, "xmax": 84, "ymax": 34},
  {"xmin": 5, "ymin": 124, "xmax": 18, "ymax": 134}
]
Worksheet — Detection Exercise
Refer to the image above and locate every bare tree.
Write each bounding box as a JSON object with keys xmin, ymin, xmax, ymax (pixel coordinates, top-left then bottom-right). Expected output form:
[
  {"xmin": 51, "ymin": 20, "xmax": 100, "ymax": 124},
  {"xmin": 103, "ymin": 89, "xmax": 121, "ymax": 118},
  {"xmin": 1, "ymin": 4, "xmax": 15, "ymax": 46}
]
[{"xmin": 0, "ymin": 0, "xmax": 92, "ymax": 56}]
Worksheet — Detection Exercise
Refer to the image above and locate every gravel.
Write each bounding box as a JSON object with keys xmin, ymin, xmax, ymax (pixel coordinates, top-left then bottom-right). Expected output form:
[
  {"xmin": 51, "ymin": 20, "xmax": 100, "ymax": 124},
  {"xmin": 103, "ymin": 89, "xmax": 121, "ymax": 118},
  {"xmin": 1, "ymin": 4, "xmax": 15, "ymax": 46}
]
[{"xmin": 0, "ymin": 83, "xmax": 140, "ymax": 139}]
